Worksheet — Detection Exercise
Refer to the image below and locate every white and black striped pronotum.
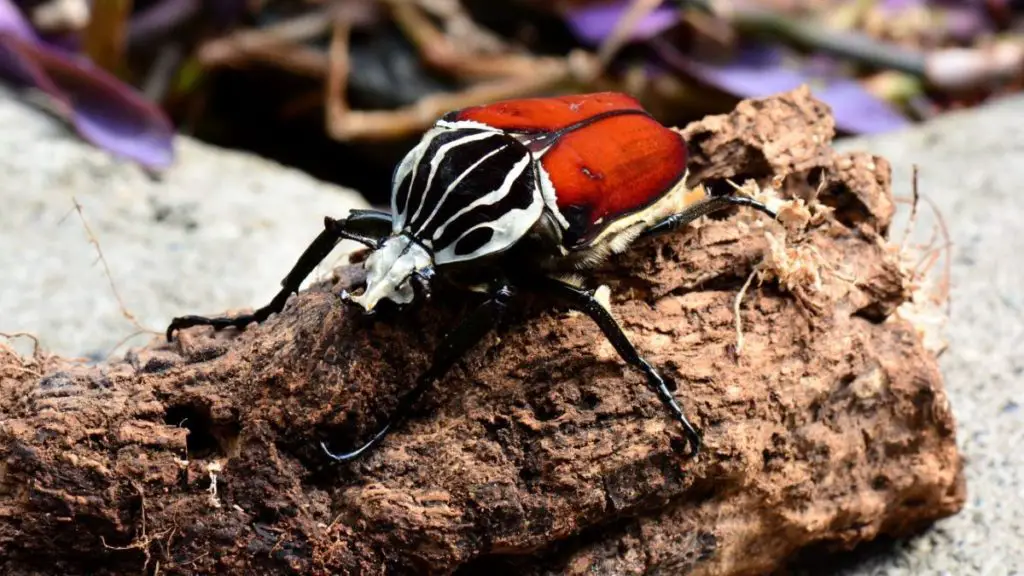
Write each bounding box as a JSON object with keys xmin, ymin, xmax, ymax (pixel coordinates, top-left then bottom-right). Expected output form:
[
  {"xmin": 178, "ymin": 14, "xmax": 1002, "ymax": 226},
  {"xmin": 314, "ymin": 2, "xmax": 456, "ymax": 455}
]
[{"xmin": 167, "ymin": 92, "xmax": 778, "ymax": 462}]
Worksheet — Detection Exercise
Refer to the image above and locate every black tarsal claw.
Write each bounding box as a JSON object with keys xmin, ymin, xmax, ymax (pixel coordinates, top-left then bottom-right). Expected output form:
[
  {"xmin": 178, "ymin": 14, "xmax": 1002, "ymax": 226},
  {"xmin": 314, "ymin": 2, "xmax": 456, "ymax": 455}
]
[
  {"xmin": 679, "ymin": 421, "xmax": 702, "ymax": 458},
  {"xmin": 165, "ymin": 315, "xmax": 216, "ymax": 342},
  {"xmin": 321, "ymin": 440, "xmax": 361, "ymax": 462},
  {"xmin": 165, "ymin": 313, "xmax": 259, "ymax": 343}
]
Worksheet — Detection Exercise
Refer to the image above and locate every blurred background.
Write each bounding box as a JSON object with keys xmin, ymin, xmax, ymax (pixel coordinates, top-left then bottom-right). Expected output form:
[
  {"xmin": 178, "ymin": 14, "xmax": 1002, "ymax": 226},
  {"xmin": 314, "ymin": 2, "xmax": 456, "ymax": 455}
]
[{"xmin": 2, "ymin": 0, "xmax": 1022, "ymax": 207}]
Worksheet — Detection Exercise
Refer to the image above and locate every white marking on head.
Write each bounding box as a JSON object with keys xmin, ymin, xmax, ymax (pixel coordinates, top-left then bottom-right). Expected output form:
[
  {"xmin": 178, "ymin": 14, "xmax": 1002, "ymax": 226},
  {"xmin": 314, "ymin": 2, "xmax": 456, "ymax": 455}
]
[{"xmin": 351, "ymin": 235, "xmax": 433, "ymax": 311}]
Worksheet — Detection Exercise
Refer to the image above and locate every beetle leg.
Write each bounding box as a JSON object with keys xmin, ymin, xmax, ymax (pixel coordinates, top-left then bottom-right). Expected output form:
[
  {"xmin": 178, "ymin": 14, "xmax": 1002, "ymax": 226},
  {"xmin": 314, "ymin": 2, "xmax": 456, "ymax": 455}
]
[
  {"xmin": 537, "ymin": 277, "xmax": 702, "ymax": 457},
  {"xmin": 322, "ymin": 284, "xmax": 514, "ymax": 462},
  {"xmin": 165, "ymin": 209, "xmax": 393, "ymax": 341},
  {"xmin": 641, "ymin": 195, "xmax": 777, "ymax": 240}
]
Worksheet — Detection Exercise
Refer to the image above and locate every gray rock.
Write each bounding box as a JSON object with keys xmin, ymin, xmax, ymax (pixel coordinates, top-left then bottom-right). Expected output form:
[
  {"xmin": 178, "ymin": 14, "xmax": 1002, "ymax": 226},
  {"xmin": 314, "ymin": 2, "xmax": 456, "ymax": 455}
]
[
  {"xmin": 833, "ymin": 95, "xmax": 1024, "ymax": 574},
  {"xmin": 0, "ymin": 86, "xmax": 370, "ymax": 359}
]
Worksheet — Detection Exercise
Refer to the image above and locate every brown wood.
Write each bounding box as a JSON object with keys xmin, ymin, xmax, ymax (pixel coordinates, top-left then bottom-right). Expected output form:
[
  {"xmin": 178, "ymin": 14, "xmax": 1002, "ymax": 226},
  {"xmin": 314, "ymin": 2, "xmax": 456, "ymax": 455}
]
[{"xmin": 0, "ymin": 87, "xmax": 963, "ymax": 575}]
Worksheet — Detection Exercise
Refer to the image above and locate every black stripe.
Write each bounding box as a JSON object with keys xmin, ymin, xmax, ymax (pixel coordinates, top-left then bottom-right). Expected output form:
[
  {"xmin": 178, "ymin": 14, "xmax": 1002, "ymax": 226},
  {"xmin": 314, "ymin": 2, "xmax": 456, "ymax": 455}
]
[
  {"xmin": 411, "ymin": 138, "xmax": 527, "ymax": 235},
  {"xmin": 399, "ymin": 128, "xmax": 496, "ymax": 230},
  {"xmin": 431, "ymin": 163, "xmax": 535, "ymax": 250},
  {"xmin": 391, "ymin": 124, "xmax": 544, "ymax": 262},
  {"xmin": 401, "ymin": 131, "xmax": 535, "ymax": 242},
  {"xmin": 400, "ymin": 138, "xmax": 440, "ymax": 227}
]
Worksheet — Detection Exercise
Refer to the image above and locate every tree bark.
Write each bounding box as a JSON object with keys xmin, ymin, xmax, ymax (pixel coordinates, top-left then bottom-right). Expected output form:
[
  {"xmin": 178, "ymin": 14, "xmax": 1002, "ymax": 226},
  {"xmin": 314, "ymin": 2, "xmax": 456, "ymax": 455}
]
[{"xmin": 0, "ymin": 87, "xmax": 964, "ymax": 575}]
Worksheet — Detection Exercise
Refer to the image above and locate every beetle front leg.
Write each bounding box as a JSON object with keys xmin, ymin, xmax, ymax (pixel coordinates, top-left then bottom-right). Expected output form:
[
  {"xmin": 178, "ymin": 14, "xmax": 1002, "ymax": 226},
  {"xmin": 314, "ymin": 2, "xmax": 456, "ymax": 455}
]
[
  {"xmin": 166, "ymin": 209, "xmax": 393, "ymax": 341},
  {"xmin": 321, "ymin": 284, "xmax": 514, "ymax": 462},
  {"xmin": 536, "ymin": 277, "xmax": 702, "ymax": 457},
  {"xmin": 641, "ymin": 195, "xmax": 777, "ymax": 240}
]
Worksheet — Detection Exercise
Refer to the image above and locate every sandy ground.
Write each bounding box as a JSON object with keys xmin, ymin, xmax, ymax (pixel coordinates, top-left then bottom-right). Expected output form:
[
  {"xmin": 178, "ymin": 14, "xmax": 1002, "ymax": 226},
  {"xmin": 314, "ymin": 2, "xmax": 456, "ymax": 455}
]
[{"xmin": 1, "ymin": 85, "xmax": 1021, "ymax": 573}]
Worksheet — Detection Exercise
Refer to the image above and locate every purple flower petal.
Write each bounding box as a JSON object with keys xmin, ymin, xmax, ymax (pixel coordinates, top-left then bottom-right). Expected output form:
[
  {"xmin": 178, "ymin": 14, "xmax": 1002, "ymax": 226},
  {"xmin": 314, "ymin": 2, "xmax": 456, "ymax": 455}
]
[
  {"xmin": 653, "ymin": 40, "xmax": 910, "ymax": 135},
  {"xmin": 0, "ymin": 0, "xmax": 36, "ymax": 40},
  {"xmin": 566, "ymin": 1, "xmax": 679, "ymax": 46},
  {"xmin": 0, "ymin": 1, "xmax": 175, "ymax": 169}
]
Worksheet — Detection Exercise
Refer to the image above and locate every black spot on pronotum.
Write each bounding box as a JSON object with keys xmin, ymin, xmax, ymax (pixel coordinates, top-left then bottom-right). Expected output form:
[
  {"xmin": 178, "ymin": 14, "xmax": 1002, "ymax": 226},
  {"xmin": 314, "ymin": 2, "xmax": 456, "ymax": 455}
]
[{"xmin": 454, "ymin": 227, "xmax": 495, "ymax": 256}]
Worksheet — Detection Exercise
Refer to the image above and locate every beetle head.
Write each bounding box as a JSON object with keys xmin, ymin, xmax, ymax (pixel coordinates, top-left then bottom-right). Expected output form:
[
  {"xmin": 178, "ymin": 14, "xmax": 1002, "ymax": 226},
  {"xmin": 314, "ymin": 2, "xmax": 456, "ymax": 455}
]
[{"xmin": 349, "ymin": 234, "xmax": 434, "ymax": 312}]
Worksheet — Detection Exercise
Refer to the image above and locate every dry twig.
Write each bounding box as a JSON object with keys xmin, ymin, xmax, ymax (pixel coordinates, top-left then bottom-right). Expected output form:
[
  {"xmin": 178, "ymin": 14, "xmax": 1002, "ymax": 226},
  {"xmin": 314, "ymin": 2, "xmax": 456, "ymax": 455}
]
[
  {"xmin": 72, "ymin": 198, "xmax": 148, "ymax": 333},
  {"xmin": 324, "ymin": 15, "xmax": 584, "ymax": 141},
  {"xmin": 70, "ymin": 198, "xmax": 160, "ymax": 357}
]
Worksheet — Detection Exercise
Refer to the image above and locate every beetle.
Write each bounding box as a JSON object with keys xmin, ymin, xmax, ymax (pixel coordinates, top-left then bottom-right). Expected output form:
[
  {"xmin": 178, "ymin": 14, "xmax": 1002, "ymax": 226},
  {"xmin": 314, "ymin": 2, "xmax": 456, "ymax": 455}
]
[{"xmin": 166, "ymin": 92, "xmax": 777, "ymax": 462}]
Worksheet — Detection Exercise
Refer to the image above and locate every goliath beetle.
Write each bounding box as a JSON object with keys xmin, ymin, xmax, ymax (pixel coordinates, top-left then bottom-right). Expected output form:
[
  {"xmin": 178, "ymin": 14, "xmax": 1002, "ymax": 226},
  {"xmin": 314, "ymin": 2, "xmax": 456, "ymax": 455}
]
[{"xmin": 167, "ymin": 92, "xmax": 777, "ymax": 462}]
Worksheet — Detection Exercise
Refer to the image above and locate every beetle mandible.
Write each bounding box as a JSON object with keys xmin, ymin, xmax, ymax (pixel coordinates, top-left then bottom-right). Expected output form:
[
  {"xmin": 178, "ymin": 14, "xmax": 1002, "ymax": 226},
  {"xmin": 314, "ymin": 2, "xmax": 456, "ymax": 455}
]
[{"xmin": 166, "ymin": 92, "xmax": 777, "ymax": 461}]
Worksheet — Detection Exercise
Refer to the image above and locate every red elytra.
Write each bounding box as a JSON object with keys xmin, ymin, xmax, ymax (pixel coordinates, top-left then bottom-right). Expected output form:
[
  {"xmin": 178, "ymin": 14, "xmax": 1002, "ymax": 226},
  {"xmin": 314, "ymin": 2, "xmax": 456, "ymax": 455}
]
[{"xmin": 446, "ymin": 92, "xmax": 689, "ymax": 247}]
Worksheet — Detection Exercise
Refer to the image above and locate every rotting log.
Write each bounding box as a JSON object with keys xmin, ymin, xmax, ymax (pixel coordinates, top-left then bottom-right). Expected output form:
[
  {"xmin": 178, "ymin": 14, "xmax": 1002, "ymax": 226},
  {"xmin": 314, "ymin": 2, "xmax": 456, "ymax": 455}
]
[{"xmin": 0, "ymin": 86, "xmax": 964, "ymax": 575}]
